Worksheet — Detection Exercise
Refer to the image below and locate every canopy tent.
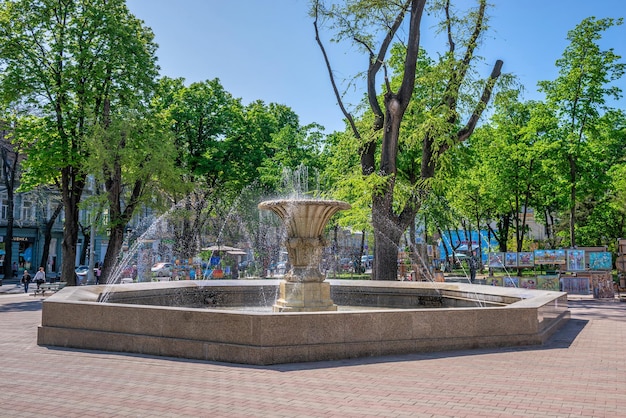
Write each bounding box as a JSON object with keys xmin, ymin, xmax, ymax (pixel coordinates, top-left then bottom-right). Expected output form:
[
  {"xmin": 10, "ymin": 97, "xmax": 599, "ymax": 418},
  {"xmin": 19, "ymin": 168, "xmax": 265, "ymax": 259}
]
[
  {"xmin": 202, "ymin": 245, "xmax": 243, "ymax": 252},
  {"xmin": 456, "ymin": 244, "xmax": 479, "ymax": 252}
]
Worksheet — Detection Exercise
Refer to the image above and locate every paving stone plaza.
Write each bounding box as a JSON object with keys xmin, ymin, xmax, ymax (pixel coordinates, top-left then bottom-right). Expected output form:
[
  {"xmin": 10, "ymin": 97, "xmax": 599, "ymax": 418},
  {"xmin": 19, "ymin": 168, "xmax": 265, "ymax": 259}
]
[{"xmin": 1, "ymin": 289, "xmax": 625, "ymax": 417}]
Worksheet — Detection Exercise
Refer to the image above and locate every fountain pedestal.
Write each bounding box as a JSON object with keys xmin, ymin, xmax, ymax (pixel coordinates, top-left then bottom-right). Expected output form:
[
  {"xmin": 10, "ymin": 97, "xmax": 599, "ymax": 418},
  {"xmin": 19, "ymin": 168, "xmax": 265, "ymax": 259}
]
[
  {"xmin": 258, "ymin": 199, "xmax": 351, "ymax": 312},
  {"xmin": 273, "ymin": 281, "xmax": 335, "ymax": 312}
]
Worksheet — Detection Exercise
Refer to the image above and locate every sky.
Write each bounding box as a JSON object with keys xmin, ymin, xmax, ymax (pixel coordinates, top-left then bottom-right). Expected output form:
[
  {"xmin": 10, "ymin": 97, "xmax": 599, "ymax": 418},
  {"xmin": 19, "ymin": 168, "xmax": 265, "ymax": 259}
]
[{"xmin": 125, "ymin": 0, "xmax": 626, "ymax": 134}]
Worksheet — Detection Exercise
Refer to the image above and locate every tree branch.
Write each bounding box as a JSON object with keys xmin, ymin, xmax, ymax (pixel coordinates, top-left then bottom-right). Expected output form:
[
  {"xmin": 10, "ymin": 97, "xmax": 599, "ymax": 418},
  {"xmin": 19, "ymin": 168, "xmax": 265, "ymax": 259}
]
[{"xmin": 312, "ymin": 3, "xmax": 359, "ymax": 139}]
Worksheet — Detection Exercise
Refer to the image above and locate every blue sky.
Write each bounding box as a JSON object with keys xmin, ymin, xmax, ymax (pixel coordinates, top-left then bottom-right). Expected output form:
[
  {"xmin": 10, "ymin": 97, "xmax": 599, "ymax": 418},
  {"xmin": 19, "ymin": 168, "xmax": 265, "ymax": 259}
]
[{"xmin": 126, "ymin": 0, "xmax": 626, "ymax": 134}]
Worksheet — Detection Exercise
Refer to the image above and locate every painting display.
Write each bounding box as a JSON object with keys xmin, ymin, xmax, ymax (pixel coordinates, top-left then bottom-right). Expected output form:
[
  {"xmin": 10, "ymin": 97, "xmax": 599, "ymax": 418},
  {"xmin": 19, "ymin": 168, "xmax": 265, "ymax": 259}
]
[
  {"xmin": 505, "ymin": 252, "xmax": 518, "ymax": 267},
  {"xmin": 518, "ymin": 252, "xmax": 534, "ymax": 267},
  {"xmin": 589, "ymin": 252, "xmax": 612, "ymax": 270},
  {"xmin": 520, "ymin": 277, "xmax": 537, "ymax": 289},
  {"xmin": 503, "ymin": 276, "xmax": 519, "ymax": 287},
  {"xmin": 534, "ymin": 249, "xmax": 566, "ymax": 265},
  {"xmin": 486, "ymin": 276, "xmax": 503, "ymax": 286},
  {"xmin": 488, "ymin": 252, "xmax": 505, "ymax": 268},
  {"xmin": 567, "ymin": 250, "xmax": 586, "ymax": 271},
  {"xmin": 537, "ymin": 275, "xmax": 560, "ymax": 291},
  {"xmin": 560, "ymin": 277, "xmax": 590, "ymax": 295}
]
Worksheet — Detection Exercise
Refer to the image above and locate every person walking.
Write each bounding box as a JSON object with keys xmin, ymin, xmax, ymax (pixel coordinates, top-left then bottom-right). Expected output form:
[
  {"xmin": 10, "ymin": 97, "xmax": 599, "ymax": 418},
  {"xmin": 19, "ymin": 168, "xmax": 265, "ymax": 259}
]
[
  {"xmin": 12, "ymin": 262, "xmax": 18, "ymax": 278},
  {"xmin": 468, "ymin": 250, "xmax": 478, "ymax": 284},
  {"xmin": 21, "ymin": 270, "xmax": 32, "ymax": 293},
  {"xmin": 33, "ymin": 267, "xmax": 46, "ymax": 290}
]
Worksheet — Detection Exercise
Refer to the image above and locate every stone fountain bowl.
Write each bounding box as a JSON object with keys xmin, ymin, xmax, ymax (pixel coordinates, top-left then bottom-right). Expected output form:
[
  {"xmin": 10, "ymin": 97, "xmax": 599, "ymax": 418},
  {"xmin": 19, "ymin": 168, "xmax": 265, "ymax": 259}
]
[
  {"xmin": 258, "ymin": 199, "xmax": 351, "ymax": 239},
  {"xmin": 37, "ymin": 280, "xmax": 569, "ymax": 365}
]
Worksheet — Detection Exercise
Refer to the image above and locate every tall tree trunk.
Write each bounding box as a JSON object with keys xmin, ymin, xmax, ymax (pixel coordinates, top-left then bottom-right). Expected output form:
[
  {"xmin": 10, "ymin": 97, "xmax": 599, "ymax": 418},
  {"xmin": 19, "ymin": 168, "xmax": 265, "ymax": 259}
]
[
  {"xmin": 568, "ymin": 155, "xmax": 577, "ymax": 247},
  {"xmin": 61, "ymin": 165, "xmax": 85, "ymax": 286},
  {"xmin": 61, "ymin": 198, "xmax": 81, "ymax": 286},
  {"xmin": 1, "ymin": 142, "xmax": 18, "ymax": 281},
  {"xmin": 39, "ymin": 203, "xmax": 62, "ymax": 273},
  {"xmin": 102, "ymin": 226, "xmax": 124, "ymax": 283}
]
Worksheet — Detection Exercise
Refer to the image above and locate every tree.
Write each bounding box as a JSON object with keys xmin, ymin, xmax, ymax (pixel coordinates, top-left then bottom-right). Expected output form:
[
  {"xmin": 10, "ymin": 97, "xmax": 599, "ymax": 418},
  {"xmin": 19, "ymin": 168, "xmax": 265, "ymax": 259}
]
[
  {"xmin": 313, "ymin": 0, "xmax": 502, "ymax": 279},
  {"xmin": 537, "ymin": 17, "xmax": 624, "ymax": 247},
  {"xmin": 0, "ymin": 122, "xmax": 21, "ymax": 280},
  {"xmin": 86, "ymin": 109, "xmax": 179, "ymax": 282},
  {"xmin": 154, "ymin": 77, "xmax": 313, "ymax": 269},
  {"xmin": 0, "ymin": 0, "xmax": 159, "ymax": 285}
]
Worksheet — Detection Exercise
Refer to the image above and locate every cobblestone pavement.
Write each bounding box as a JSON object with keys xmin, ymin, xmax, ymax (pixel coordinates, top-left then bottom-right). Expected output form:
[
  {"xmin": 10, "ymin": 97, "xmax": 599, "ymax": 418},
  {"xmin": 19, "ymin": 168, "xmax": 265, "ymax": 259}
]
[{"xmin": 0, "ymin": 291, "xmax": 625, "ymax": 417}]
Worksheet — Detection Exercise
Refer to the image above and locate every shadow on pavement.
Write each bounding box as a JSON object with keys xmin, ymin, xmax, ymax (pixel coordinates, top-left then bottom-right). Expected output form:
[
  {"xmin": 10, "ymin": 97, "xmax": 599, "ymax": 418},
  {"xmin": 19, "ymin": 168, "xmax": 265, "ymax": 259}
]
[{"xmin": 0, "ymin": 298, "xmax": 44, "ymax": 313}]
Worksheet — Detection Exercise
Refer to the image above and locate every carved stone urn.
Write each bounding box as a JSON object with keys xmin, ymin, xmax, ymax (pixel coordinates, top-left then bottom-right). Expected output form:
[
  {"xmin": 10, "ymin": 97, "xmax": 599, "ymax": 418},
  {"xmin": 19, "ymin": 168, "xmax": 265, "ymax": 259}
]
[{"xmin": 258, "ymin": 199, "xmax": 351, "ymax": 312}]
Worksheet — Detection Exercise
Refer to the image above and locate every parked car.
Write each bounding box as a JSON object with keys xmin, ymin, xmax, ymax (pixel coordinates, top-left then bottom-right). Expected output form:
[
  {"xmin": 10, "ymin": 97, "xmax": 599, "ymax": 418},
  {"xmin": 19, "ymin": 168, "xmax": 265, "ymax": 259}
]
[
  {"xmin": 339, "ymin": 258, "xmax": 353, "ymax": 272},
  {"xmin": 151, "ymin": 262, "xmax": 173, "ymax": 277}
]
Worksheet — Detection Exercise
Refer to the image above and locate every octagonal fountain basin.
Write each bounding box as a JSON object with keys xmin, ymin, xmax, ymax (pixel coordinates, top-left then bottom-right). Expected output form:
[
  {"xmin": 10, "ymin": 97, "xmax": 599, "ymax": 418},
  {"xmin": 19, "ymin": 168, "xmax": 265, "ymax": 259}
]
[{"xmin": 37, "ymin": 280, "xmax": 569, "ymax": 365}]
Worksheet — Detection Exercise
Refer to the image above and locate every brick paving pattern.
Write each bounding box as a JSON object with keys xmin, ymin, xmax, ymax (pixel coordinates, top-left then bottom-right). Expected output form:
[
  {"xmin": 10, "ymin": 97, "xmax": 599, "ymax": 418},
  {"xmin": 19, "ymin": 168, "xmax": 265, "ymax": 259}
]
[{"xmin": 0, "ymin": 288, "xmax": 625, "ymax": 417}]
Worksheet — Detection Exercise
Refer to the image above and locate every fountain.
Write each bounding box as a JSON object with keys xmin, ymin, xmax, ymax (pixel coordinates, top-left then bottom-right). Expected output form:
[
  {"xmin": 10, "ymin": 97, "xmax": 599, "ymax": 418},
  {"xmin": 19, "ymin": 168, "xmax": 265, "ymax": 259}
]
[
  {"xmin": 258, "ymin": 199, "xmax": 350, "ymax": 312},
  {"xmin": 37, "ymin": 197, "xmax": 570, "ymax": 365}
]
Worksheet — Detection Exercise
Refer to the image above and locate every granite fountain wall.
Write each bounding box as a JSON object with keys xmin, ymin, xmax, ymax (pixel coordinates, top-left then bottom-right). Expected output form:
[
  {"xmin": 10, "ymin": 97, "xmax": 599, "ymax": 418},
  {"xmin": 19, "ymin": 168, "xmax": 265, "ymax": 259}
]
[{"xmin": 37, "ymin": 280, "xmax": 569, "ymax": 365}]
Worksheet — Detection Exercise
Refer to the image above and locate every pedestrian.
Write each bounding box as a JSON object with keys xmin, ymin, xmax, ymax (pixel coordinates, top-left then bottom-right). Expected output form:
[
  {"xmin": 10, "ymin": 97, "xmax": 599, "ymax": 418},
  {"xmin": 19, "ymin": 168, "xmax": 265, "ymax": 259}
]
[
  {"xmin": 95, "ymin": 265, "xmax": 102, "ymax": 284},
  {"xmin": 12, "ymin": 262, "xmax": 18, "ymax": 278},
  {"xmin": 468, "ymin": 251, "xmax": 478, "ymax": 284},
  {"xmin": 21, "ymin": 270, "xmax": 32, "ymax": 293},
  {"xmin": 33, "ymin": 266, "xmax": 46, "ymax": 290}
]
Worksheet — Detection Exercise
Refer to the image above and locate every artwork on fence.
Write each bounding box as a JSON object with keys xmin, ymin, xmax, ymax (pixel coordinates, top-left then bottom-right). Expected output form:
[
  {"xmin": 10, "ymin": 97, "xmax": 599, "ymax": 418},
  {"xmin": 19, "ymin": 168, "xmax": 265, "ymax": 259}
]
[
  {"xmin": 520, "ymin": 277, "xmax": 537, "ymax": 289},
  {"xmin": 589, "ymin": 252, "xmax": 612, "ymax": 270},
  {"xmin": 486, "ymin": 249, "xmax": 609, "ymax": 271},
  {"xmin": 488, "ymin": 252, "xmax": 505, "ymax": 268},
  {"xmin": 487, "ymin": 276, "xmax": 503, "ymax": 286},
  {"xmin": 503, "ymin": 276, "xmax": 519, "ymax": 287},
  {"xmin": 534, "ymin": 249, "xmax": 566, "ymax": 265},
  {"xmin": 560, "ymin": 277, "xmax": 590, "ymax": 295},
  {"xmin": 567, "ymin": 250, "xmax": 586, "ymax": 271},
  {"xmin": 537, "ymin": 275, "xmax": 560, "ymax": 291},
  {"xmin": 505, "ymin": 252, "xmax": 518, "ymax": 267},
  {"xmin": 518, "ymin": 252, "xmax": 535, "ymax": 267}
]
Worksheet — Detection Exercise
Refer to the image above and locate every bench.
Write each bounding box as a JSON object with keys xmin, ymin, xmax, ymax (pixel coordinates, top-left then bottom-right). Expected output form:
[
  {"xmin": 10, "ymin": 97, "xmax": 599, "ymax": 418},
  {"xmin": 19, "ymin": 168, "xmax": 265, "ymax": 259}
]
[{"xmin": 33, "ymin": 282, "xmax": 66, "ymax": 296}]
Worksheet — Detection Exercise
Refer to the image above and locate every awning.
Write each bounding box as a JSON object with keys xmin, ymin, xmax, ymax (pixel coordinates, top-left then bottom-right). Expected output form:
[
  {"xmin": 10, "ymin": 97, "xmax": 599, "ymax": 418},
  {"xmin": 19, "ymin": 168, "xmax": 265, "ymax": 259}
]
[{"xmin": 227, "ymin": 251, "xmax": 247, "ymax": 256}]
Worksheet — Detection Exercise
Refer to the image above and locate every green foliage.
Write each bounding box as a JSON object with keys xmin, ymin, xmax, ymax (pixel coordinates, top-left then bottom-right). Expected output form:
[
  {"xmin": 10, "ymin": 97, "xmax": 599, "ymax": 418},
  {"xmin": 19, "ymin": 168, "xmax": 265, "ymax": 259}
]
[
  {"xmin": 537, "ymin": 16, "xmax": 625, "ymax": 246},
  {"xmin": 0, "ymin": 0, "xmax": 161, "ymax": 283},
  {"xmin": 257, "ymin": 122, "xmax": 326, "ymax": 193},
  {"xmin": 0, "ymin": 0, "xmax": 159, "ymax": 187}
]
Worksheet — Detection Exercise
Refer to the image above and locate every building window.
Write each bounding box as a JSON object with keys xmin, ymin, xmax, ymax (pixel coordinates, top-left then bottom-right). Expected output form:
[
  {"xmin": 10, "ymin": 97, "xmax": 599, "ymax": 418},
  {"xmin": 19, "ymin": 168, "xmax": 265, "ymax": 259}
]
[
  {"xmin": 1, "ymin": 194, "xmax": 8, "ymax": 220},
  {"xmin": 21, "ymin": 198, "xmax": 35, "ymax": 221}
]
